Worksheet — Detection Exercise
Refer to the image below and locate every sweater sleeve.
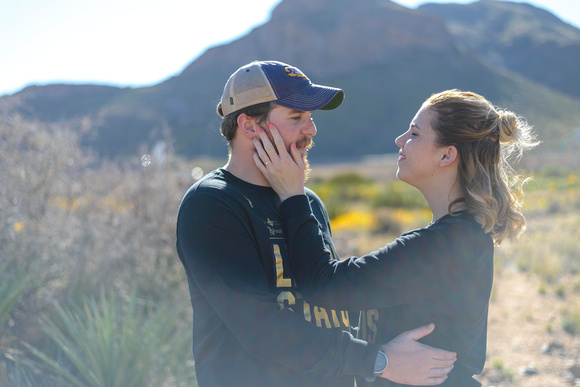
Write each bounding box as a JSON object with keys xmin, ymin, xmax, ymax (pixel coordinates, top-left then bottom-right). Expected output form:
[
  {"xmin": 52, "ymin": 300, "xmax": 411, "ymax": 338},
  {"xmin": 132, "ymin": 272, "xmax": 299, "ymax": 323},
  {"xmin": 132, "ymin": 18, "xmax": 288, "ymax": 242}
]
[
  {"xmin": 176, "ymin": 191, "xmax": 379, "ymax": 378},
  {"xmin": 280, "ymin": 195, "xmax": 482, "ymax": 311}
]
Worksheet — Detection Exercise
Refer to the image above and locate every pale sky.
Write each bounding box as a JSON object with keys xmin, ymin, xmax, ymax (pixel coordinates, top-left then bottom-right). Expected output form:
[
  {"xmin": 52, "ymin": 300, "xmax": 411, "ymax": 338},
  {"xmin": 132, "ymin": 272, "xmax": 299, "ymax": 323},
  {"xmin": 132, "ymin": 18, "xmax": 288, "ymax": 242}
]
[{"xmin": 1, "ymin": 0, "xmax": 578, "ymax": 97}]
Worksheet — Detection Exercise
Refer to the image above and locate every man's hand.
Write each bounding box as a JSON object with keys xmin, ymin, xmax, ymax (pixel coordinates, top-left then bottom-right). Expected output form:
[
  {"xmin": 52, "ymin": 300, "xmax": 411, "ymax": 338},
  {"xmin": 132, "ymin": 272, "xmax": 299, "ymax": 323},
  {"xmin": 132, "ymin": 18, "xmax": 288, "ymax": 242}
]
[{"xmin": 379, "ymin": 323, "xmax": 456, "ymax": 385}]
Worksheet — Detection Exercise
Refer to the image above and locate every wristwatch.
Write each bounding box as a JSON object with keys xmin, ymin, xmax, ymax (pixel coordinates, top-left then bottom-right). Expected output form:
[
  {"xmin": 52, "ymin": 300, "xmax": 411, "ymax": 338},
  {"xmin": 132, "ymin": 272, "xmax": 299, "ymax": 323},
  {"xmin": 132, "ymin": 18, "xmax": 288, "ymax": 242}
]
[
  {"xmin": 374, "ymin": 349, "xmax": 388, "ymax": 375},
  {"xmin": 366, "ymin": 349, "xmax": 388, "ymax": 382}
]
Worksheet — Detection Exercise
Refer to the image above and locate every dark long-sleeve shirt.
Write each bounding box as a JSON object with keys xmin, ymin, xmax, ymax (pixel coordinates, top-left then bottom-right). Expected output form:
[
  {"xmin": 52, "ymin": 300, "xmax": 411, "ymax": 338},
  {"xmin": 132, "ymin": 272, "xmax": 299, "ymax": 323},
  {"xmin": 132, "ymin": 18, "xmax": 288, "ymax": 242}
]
[
  {"xmin": 176, "ymin": 169, "xmax": 378, "ymax": 387},
  {"xmin": 280, "ymin": 194, "xmax": 494, "ymax": 386}
]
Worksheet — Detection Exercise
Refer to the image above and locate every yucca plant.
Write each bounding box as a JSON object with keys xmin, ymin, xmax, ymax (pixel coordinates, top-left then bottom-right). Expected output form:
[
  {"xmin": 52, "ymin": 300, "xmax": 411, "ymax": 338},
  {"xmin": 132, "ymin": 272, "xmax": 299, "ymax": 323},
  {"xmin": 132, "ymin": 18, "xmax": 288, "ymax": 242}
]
[
  {"xmin": 22, "ymin": 290, "xmax": 194, "ymax": 387},
  {"xmin": 2, "ymin": 350, "xmax": 64, "ymax": 387},
  {"xmin": 0, "ymin": 256, "xmax": 31, "ymax": 333},
  {"xmin": 0, "ymin": 256, "xmax": 35, "ymax": 386}
]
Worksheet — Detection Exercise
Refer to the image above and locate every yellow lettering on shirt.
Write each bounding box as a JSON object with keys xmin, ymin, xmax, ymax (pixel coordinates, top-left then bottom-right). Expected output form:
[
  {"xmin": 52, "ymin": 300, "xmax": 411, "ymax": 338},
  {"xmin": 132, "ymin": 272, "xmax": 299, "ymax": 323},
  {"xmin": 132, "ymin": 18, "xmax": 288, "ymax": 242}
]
[
  {"xmin": 341, "ymin": 310, "xmax": 350, "ymax": 327},
  {"xmin": 271, "ymin": 243, "xmax": 349, "ymax": 330},
  {"xmin": 360, "ymin": 309, "xmax": 379, "ymax": 343},
  {"xmin": 313, "ymin": 306, "xmax": 332, "ymax": 329},
  {"xmin": 277, "ymin": 291, "xmax": 296, "ymax": 312},
  {"xmin": 302, "ymin": 297, "xmax": 312, "ymax": 322},
  {"xmin": 273, "ymin": 244, "xmax": 292, "ymax": 288}
]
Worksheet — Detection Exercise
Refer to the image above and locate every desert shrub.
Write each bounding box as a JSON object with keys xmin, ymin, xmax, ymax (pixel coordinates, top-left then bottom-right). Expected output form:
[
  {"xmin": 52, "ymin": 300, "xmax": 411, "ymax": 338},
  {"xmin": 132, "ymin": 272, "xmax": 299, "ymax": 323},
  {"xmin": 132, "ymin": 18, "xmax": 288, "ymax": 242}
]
[
  {"xmin": 309, "ymin": 172, "xmax": 374, "ymax": 201},
  {"xmin": 555, "ymin": 285, "xmax": 566, "ymax": 299},
  {"xmin": 536, "ymin": 166, "xmax": 573, "ymax": 178},
  {"xmin": 331, "ymin": 210, "xmax": 377, "ymax": 233},
  {"xmin": 310, "ymin": 172, "xmax": 427, "ymax": 221},
  {"xmin": 523, "ymin": 172, "xmax": 580, "ymax": 212},
  {"xmin": 562, "ymin": 312, "xmax": 580, "ymax": 336},
  {"xmin": 0, "ymin": 116, "xmax": 196, "ymax": 385},
  {"xmin": 309, "ymin": 172, "xmax": 379, "ymax": 219},
  {"xmin": 372, "ymin": 181, "xmax": 427, "ymax": 209},
  {"xmin": 0, "ymin": 256, "xmax": 31, "ymax": 333},
  {"xmin": 327, "ymin": 172, "xmax": 373, "ymax": 186},
  {"xmin": 1, "ymin": 115, "xmax": 190, "ymax": 298},
  {"xmin": 369, "ymin": 208, "xmax": 431, "ymax": 235},
  {"xmin": 11, "ymin": 291, "xmax": 193, "ymax": 387},
  {"xmin": 0, "ymin": 116, "xmax": 99, "ymax": 355},
  {"xmin": 508, "ymin": 213, "xmax": 580, "ymax": 282}
]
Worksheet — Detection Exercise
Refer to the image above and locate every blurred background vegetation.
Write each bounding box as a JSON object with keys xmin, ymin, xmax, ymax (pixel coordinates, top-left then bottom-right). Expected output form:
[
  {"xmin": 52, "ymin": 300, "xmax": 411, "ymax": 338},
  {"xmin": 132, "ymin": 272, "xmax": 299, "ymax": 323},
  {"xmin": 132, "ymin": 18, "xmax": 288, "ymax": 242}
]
[
  {"xmin": 0, "ymin": 117, "xmax": 194, "ymax": 386},
  {"xmin": 1, "ymin": 117, "xmax": 579, "ymax": 386}
]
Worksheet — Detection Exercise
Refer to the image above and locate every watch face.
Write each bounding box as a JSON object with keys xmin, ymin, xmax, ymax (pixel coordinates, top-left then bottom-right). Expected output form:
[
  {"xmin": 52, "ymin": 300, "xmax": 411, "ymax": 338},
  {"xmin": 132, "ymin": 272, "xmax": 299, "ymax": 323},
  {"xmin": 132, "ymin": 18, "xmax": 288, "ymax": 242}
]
[{"xmin": 374, "ymin": 351, "xmax": 387, "ymax": 373}]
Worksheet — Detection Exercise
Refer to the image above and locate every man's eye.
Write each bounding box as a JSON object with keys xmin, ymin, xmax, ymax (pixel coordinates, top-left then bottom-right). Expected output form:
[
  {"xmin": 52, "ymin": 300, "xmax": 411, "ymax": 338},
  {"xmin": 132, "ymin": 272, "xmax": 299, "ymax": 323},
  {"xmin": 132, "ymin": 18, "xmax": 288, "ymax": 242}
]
[{"xmin": 411, "ymin": 131, "xmax": 417, "ymax": 136}]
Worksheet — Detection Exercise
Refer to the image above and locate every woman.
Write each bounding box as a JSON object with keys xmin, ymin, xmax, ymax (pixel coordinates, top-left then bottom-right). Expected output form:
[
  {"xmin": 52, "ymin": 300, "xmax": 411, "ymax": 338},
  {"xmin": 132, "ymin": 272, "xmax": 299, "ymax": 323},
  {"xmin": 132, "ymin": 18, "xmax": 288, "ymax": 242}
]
[{"xmin": 253, "ymin": 90, "xmax": 538, "ymax": 386}]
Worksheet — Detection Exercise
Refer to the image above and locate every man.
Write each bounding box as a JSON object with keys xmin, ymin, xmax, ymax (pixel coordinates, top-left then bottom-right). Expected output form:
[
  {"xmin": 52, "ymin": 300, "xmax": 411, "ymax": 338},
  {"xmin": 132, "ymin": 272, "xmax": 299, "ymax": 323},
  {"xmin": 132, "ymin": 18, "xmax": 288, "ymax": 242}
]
[{"xmin": 176, "ymin": 60, "xmax": 455, "ymax": 387}]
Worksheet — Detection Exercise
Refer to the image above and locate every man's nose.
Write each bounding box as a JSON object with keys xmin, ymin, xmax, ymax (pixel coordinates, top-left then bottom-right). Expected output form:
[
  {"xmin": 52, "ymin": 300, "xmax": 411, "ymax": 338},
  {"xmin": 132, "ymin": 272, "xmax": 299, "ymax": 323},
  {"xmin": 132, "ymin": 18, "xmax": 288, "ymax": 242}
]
[{"xmin": 303, "ymin": 119, "xmax": 317, "ymax": 137}]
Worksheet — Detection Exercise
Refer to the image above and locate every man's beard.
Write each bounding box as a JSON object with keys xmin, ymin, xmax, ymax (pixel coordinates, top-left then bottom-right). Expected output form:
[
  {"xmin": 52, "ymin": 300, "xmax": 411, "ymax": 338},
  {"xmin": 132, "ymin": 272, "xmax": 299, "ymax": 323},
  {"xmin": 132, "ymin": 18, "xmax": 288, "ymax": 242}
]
[{"xmin": 297, "ymin": 139, "xmax": 314, "ymax": 182}]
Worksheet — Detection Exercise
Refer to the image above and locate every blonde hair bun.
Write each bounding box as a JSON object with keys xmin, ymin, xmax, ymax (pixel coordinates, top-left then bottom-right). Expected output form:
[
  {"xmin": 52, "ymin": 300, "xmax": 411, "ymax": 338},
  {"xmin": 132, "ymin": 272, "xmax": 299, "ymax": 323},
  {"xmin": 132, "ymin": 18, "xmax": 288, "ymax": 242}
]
[{"xmin": 497, "ymin": 110, "xmax": 518, "ymax": 144}]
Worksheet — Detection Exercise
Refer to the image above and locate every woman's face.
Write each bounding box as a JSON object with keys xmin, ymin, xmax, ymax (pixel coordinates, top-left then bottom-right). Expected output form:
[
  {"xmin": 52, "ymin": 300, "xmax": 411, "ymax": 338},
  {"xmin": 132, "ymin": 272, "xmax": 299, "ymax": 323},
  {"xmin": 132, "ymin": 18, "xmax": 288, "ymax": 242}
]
[{"xmin": 395, "ymin": 107, "xmax": 446, "ymax": 189}]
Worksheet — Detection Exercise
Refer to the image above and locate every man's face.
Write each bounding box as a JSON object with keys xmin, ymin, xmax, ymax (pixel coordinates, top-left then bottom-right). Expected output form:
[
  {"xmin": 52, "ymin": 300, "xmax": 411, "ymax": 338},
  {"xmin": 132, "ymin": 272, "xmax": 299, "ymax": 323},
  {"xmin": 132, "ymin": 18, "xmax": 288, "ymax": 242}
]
[{"xmin": 261, "ymin": 104, "xmax": 317, "ymax": 158}]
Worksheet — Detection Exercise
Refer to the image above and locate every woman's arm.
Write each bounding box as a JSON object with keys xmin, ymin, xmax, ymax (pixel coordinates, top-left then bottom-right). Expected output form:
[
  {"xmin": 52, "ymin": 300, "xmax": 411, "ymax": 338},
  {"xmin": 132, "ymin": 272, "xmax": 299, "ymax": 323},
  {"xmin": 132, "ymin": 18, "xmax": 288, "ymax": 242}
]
[
  {"xmin": 252, "ymin": 125, "xmax": 481, "ymax": 311},
  {"xmin": 279, "ymin": 194, "xmax": 480, "ymax": 310},
  {"xmin": 251, "ymin": 125, "xmax": 459, "ymax": 381}
]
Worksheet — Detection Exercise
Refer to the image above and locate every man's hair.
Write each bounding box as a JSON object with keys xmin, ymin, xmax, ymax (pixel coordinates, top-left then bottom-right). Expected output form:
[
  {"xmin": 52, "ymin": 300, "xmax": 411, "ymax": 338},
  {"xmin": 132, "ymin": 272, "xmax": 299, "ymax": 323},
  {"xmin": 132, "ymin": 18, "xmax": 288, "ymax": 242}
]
[{"xmin": 216, "ymin": 101, "xmax": 276, "ymax": 145}]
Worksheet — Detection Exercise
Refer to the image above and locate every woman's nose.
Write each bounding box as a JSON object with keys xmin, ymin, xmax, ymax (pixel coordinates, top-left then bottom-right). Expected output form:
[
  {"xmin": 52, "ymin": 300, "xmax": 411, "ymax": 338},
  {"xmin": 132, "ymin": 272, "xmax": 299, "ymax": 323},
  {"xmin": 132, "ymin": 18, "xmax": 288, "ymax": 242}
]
[{"xmin": 395, "ymin": 133, "xmax": 406, "ymax": 148}]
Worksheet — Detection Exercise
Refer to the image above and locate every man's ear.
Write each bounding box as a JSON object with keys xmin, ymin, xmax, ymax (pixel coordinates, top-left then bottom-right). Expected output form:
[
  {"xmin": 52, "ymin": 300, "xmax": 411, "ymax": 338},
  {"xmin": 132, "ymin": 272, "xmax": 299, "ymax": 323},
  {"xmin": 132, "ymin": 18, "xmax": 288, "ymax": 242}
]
[
  {"xmin": 237, "ymin": 114, "xmax": 258, "ymax": 140},
  {"xmin": 439, "ymin": 145, "xmax": 458, "ymax": 167}
]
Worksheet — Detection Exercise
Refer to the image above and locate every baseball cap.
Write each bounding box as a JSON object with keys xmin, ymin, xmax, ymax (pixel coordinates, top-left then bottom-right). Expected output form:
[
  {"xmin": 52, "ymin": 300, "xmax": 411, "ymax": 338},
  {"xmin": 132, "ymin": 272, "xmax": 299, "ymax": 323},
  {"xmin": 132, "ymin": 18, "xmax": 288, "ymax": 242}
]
[{"xmin": 219, "ymin": 60, "xmax": 344, "ymax": 116}]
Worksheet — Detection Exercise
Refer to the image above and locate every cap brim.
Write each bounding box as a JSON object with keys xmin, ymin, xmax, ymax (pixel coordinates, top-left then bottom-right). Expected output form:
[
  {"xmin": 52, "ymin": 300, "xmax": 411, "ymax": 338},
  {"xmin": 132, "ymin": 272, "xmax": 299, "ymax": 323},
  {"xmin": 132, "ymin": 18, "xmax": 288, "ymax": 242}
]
[{"xmin": 275, "ymin": 84, "xmax": 344, "ymax": 112}]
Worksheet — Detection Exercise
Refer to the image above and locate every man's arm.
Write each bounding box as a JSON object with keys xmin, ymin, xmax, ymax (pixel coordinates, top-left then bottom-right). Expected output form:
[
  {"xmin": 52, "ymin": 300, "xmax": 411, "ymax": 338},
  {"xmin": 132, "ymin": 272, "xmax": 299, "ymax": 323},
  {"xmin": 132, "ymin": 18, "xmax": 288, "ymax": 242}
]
[{"xmin": 378, "ymin": 324, "xmax": 455, "ymax": 385}]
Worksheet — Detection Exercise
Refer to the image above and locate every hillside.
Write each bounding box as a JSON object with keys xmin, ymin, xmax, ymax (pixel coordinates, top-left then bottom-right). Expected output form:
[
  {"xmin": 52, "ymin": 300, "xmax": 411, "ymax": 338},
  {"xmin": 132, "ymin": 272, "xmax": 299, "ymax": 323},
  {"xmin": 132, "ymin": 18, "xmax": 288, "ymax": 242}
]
[
  {"xmin": 419, "ymin": 0, "xmax": 580, "ymax": 99},
  {"xmin": 1, "ymin": 0, "xmax": 579, "ymax": 162}
]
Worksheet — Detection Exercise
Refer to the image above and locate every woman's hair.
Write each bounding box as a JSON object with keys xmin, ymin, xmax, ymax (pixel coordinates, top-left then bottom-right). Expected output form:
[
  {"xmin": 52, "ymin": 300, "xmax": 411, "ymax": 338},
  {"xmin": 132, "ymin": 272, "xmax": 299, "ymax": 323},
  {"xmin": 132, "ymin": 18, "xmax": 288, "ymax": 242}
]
[
  {"xmin": 424, "ymin": 89, "xmax": 539, "ymax": 244},
  {"xmin": 216, "ymin": 101, "xmax": 275, "ymax": 145}
]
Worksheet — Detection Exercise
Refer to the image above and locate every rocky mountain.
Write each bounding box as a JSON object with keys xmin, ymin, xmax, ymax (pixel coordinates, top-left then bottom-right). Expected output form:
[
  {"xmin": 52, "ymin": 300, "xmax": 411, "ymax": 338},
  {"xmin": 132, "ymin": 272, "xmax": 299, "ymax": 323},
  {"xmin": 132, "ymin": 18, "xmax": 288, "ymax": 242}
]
[
  {"xmin": 418, "ymin": 0, "xmax": 580, "ymax": 100},
  {"xmin": 1, "ymin": 0, "xmax": 579, "ymax": 162}
]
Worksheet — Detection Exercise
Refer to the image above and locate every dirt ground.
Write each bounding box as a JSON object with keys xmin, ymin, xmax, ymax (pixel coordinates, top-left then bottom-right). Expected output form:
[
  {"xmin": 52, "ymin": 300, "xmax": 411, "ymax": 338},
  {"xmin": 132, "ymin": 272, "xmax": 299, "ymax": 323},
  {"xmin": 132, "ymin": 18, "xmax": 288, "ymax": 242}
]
[{"xmin": 477, "ymin": 267, "xmax": 580, "ymax": 386}]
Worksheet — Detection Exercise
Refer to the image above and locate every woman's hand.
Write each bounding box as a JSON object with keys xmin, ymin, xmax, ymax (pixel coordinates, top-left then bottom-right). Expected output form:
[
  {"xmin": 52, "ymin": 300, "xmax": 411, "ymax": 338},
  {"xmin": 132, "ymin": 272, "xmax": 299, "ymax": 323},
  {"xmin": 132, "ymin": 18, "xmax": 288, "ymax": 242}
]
[{"xmin": 253, "ymin": 124, "xmax": 306, "ymax": 202}]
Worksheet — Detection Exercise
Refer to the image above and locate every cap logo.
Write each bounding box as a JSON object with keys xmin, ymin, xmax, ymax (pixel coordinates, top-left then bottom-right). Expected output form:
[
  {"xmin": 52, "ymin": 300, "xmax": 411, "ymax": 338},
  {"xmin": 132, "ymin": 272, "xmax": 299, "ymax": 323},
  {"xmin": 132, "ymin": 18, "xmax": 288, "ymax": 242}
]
[
  {"xmin": 229, "ymin": 97, "xmax": 234, "ymax": 105},
  {"xmin": 285, "ymin": 66, "xmax": 307, "ymax": 79}
]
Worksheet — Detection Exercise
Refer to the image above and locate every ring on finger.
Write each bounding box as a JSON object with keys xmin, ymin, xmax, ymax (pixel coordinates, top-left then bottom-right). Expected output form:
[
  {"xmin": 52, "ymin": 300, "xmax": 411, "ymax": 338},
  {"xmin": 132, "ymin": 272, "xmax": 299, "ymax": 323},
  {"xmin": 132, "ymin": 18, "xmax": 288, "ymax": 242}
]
[{"xmin": 264, "ymin": 160, "xmax": 270, "ymax": 165}]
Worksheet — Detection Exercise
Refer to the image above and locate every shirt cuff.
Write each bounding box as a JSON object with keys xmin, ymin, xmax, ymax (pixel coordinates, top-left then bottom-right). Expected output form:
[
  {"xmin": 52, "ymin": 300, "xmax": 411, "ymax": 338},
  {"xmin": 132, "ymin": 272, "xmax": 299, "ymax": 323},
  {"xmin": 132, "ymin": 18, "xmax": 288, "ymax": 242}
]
[{"xmin": 279, "ymin": 194, "xmax": 313, "ymax": 222}]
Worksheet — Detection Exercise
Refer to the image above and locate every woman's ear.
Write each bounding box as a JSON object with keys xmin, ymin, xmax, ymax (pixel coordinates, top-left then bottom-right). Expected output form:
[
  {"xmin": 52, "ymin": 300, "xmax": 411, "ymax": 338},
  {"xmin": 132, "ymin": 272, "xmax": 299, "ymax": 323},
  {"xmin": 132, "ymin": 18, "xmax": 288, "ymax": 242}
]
[
  {"xmin": 439, "ymin": 145, "xmax": 458, "ymax": 167},
  {"xmin": 237, "ymin": 113, "xmax": 258, "ymax": 140}
]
